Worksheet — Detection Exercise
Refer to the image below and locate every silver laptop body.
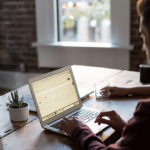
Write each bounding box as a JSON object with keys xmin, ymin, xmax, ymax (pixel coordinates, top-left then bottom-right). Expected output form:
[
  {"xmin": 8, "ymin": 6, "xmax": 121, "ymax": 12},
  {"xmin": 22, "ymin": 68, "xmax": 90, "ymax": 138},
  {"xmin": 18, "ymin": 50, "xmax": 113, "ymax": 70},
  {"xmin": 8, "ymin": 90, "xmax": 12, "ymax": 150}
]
[{"xmin": 28, "ymin": 66, "xmax": 107, "ymax": 136}]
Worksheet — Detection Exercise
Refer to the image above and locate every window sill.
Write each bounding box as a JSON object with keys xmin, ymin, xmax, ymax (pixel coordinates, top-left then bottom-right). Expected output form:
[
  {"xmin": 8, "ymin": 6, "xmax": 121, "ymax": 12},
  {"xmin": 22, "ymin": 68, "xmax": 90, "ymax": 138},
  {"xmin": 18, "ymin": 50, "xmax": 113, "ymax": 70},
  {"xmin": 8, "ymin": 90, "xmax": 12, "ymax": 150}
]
[{"xmin": 32, "ymin": 42, "xmax": 133, "ymax": 51}]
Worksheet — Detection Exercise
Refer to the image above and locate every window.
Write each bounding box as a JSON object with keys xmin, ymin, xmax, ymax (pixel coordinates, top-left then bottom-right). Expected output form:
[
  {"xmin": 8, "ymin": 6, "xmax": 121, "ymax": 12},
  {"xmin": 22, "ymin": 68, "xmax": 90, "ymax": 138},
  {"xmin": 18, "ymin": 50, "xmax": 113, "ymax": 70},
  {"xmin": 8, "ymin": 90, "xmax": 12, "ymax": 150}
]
[
  {"xmin": 35, "ymin": 0, "xmax": 130, "ymax": 47},
  {"xmin": 58, "ymin": 0, "xmax": 110, "ymax": 43},
  {"xmin": 34, "ymin": 0, "xmax": 131, "ymax": 69}
]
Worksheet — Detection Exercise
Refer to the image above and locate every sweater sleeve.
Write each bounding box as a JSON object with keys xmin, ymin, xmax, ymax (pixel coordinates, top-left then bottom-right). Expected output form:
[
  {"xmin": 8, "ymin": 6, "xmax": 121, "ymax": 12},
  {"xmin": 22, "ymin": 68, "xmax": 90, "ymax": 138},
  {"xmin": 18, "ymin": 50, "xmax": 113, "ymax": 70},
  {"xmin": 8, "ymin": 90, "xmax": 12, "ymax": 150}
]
[
  {"xmin": 72, "ymin": 124, "xmax": 105, "ymax": 150},
  {"xmin": 72, "ymin": 99, "xmax": 150, "ymax": 150}
]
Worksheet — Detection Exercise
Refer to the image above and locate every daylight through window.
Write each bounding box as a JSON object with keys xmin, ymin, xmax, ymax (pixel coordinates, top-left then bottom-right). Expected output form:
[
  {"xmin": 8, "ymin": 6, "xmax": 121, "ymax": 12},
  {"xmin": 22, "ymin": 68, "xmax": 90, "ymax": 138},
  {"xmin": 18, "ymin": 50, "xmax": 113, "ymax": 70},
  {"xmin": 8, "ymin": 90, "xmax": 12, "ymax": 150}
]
[{"xmin": 58, "ymin": 0, "xmax": 111, "ymax": 43}]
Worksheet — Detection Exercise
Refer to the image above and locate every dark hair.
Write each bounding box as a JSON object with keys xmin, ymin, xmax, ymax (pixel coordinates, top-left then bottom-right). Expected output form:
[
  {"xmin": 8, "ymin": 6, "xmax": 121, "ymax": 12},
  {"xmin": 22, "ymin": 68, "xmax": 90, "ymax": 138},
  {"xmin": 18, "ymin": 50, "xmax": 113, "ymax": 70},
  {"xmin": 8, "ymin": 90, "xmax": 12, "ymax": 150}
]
[{"xmin": 137, "ymin": 0, "xmax": 150, "ymax": 28}]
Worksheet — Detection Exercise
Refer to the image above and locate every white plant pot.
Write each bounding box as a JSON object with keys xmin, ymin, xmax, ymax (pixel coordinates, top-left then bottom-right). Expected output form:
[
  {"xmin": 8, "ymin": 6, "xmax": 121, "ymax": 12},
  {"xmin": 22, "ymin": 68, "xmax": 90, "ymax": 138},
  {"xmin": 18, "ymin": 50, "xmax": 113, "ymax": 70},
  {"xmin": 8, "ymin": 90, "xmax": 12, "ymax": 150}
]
[{"xmin": 8, "ymin": 103, "xmax": 29, "ymax": 122}]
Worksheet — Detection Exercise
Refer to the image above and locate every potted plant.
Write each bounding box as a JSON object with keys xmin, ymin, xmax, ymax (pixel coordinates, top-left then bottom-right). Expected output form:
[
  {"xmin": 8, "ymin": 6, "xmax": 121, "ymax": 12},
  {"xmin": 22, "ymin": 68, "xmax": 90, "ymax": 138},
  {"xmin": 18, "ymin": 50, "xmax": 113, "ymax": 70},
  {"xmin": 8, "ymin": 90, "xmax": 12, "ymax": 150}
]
[{"xmin": 6, "ymin": 90, "xmax": 29, "ymax": 122}]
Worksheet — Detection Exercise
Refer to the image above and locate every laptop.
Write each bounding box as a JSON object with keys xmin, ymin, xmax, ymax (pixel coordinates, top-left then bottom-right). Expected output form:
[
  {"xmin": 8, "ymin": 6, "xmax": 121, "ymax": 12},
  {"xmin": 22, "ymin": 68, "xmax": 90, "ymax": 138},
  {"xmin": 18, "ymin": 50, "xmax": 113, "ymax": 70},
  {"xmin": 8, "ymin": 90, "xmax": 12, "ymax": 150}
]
[{"xmin": 28, "ymin": 66, "xmax": 107, "ymax": 135}]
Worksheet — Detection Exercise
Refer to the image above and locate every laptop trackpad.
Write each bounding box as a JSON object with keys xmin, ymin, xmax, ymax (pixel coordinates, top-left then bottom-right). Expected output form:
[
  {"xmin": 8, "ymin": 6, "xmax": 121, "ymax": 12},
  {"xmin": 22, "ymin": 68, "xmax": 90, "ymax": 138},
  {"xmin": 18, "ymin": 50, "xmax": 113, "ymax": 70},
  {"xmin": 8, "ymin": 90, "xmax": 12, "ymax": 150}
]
[{"xmin": 86, "ymin": 119, "xmax": 108, "ymax": 134}]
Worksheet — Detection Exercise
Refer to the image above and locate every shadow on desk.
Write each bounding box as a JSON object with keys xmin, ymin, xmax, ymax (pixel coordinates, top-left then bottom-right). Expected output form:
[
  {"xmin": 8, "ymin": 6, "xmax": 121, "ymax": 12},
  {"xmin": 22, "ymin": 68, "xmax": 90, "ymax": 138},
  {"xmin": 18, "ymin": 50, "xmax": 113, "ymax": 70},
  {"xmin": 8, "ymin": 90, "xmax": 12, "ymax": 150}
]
[
  {"xmin": 0, "ymin": 88, "xmax": 10, "ymax": 96},
  {"xmin": 30, "ymin": 130, "xmax": 77, "ymax": 150}
]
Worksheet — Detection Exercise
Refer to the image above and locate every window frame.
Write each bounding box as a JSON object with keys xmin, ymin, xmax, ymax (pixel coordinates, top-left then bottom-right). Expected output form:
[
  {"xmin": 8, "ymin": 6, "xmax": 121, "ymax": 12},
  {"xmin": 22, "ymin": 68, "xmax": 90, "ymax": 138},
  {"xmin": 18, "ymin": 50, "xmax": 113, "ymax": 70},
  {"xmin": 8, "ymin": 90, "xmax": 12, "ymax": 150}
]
[{"xmin": 34, "ymin": 0, "xmax": 132, "ymax": 69}]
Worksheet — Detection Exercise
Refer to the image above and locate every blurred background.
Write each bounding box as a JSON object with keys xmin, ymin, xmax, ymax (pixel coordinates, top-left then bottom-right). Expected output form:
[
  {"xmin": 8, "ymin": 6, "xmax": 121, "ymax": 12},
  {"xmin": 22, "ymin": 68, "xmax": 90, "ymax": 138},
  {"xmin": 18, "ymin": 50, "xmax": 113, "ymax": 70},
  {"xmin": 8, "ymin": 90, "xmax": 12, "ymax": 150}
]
[{"xmin": 0, "ymin": 0, "xmax": 146, "ymax": 95}]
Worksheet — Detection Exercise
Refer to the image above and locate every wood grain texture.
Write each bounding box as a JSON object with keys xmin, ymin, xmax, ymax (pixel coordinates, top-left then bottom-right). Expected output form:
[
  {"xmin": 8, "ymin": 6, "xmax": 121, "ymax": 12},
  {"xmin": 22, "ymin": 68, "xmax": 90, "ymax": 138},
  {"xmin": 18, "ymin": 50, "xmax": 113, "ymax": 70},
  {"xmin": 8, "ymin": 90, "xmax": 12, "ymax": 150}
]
[{"xmin": 0, "ymin": 65, "xmax": 147, "ymax": 150}]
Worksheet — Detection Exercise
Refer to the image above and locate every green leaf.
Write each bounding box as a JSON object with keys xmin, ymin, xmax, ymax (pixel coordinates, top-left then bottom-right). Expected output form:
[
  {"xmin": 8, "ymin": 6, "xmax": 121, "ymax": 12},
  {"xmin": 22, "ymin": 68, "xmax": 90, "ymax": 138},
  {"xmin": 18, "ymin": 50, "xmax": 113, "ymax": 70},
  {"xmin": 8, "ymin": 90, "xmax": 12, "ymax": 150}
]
[{"xmin": 7, "ymin": 90, "xmax": 25, "ymax": 108}]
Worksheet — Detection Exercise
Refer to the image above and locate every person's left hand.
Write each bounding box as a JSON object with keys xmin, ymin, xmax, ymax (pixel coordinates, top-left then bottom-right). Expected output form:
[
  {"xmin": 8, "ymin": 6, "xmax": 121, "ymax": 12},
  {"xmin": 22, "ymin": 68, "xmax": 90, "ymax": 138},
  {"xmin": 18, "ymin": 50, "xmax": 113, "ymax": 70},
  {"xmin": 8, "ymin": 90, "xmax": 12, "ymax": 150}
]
[{"xmin": 60, "ymin": 116, "xmax": 86, "ymax": 136}]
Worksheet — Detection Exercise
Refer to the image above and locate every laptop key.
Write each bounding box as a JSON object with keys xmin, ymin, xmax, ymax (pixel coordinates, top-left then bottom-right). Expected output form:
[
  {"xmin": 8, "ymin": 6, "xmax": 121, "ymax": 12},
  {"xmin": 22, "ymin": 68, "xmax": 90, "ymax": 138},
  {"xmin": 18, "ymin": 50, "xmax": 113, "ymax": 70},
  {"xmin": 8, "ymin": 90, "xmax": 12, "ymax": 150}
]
[{"xmin": 51, "ymin": 121, "xmax": 61, "ymax": 129}]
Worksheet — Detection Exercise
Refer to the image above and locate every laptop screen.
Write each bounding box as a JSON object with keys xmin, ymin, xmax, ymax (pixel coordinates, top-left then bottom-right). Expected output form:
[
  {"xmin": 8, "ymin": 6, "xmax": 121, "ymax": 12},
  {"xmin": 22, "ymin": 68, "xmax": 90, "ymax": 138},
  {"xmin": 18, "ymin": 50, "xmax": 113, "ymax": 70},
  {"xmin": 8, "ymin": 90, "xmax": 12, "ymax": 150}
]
[{"xmin": 31, "ymin": 70, "xmax": 80, "ymax": 121}]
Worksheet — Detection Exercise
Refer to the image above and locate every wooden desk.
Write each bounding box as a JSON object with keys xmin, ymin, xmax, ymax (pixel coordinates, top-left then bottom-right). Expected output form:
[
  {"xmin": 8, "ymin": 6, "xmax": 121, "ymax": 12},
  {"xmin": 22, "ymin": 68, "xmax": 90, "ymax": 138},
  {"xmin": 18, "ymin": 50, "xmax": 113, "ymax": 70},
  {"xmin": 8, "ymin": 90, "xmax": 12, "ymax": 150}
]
[{"xmin": 0, "ymin": 65, "xmax": 147, "ymax": 150}]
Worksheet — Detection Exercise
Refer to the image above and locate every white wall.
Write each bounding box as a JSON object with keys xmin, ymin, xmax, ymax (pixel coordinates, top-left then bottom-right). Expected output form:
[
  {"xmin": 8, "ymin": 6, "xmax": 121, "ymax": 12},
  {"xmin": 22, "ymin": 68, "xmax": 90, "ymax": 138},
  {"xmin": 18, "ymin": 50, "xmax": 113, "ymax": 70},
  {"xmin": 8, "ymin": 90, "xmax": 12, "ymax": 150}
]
[{"xmin": 37, "ymin": 46, "xmax": 129, "ymax": 70}]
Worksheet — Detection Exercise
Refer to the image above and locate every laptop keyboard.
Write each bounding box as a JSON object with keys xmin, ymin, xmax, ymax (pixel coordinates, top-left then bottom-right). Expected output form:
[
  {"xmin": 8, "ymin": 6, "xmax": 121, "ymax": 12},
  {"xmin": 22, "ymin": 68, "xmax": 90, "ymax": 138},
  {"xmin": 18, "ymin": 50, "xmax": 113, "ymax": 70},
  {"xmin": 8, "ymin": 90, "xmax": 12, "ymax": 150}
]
[
  {"xmin": 73, "ymin": 109, "xmax": 98, "ymax": 122},
  {"xmin": 51, "ymin": 108, "xmax": 99, "ymax": 129}
]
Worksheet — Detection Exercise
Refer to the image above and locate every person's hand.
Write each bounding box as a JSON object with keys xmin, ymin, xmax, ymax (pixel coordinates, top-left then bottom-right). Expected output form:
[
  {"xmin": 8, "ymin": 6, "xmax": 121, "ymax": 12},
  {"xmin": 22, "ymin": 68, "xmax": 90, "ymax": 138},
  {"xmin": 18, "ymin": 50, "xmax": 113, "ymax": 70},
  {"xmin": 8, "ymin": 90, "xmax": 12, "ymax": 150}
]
[
  {"xmin": 95, "ymin": 110, "xmax": 127, "ymax": 131},
  {"xmin": 60, "ymin": 116, "xmax": 86, "ymax": 136},
  {"xmin": 100, "ymin": 86, "xmax": 129, "ymax": 97}
]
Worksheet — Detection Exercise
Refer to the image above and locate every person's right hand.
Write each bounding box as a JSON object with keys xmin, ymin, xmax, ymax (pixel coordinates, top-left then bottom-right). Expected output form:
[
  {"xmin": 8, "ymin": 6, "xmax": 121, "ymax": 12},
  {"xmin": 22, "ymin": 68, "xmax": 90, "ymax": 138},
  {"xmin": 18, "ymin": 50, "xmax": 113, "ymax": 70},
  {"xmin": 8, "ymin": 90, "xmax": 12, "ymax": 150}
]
[
  {"xmin": 95, "ymin": 110, "xmax": 127, "ymax": 131},
  {"xmin": 60, "ymin": 116, "xmax": 87, "ymax": 136},
  {"xmin": 100, "ymin": 86, "xmax": 129, "ymax": 97}
]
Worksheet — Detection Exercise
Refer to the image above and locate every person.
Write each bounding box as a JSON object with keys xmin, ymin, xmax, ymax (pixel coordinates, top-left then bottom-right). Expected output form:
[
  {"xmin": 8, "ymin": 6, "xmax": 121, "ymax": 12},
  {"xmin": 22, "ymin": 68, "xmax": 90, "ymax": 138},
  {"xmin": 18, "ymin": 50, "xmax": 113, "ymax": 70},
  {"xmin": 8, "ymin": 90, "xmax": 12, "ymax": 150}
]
[
  {"xmin": 100, "ymin": 0, "xmax": 150, "ymax": 98},
  {"xmin": 59, "ymin": 0, "xmax": 150, "ymax": 149}
]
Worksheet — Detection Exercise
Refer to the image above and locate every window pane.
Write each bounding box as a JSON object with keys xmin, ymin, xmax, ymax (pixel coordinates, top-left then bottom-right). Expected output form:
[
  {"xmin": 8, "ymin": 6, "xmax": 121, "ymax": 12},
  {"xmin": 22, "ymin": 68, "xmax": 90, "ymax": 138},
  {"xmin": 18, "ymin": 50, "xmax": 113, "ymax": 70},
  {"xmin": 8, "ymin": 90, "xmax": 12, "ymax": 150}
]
[{"xmin": 58, "ymin": 0, "xmax": 111, "ymax": 43}]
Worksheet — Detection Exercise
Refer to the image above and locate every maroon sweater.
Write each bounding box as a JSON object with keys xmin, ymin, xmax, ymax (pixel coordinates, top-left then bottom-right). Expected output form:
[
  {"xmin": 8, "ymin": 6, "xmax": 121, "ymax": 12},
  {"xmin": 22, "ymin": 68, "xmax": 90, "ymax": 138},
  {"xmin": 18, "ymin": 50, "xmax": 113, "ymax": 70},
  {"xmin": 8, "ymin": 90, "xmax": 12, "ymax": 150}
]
[{"xmin": 72, "ymin": 99, "xmax": 150, "ymax": 150}]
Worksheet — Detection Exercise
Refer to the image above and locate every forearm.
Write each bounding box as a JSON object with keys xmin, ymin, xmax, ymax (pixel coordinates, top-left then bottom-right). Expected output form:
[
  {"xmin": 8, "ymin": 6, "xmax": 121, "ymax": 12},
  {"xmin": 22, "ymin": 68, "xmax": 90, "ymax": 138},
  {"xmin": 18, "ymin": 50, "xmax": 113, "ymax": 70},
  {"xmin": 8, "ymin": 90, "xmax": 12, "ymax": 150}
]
[{"xmin": 125, "ymin": 86, "xmax": 150, "ymax": 96}]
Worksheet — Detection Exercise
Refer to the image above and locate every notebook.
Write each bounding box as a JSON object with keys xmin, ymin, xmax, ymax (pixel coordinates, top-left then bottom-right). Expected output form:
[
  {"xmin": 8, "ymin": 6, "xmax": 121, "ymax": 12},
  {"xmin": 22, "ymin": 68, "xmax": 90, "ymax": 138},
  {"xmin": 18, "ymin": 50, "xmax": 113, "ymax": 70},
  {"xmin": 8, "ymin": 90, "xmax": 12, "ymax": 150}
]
[{"xmin": 28, "ymin": 65, "xmax": 107, "ymax": 135}]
